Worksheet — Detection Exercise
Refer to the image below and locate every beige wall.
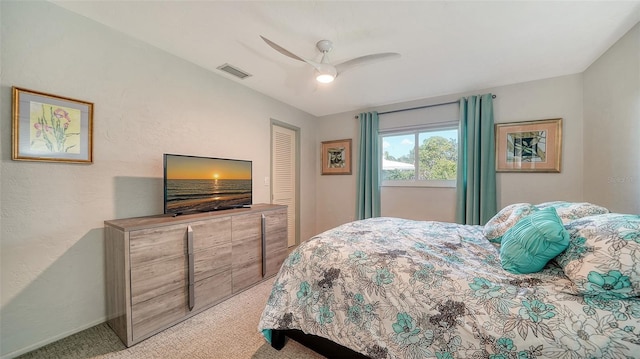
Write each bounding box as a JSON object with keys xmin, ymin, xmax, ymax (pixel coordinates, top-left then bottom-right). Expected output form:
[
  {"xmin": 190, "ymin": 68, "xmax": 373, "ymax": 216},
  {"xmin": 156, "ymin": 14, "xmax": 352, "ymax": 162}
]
[
  {"xmin": 316, "ymin": 74, "xmax": 586, "ymax": 232},
  {"xmin": 315, "ymin": 112, "xmax": 360, "ymax": 233},
  {"xmin": 583, "ymin": 22, "xmax": 639, "ymax": 214},
  {"xmin": 493, "ymin": 75, "xmax": 585, "ymax": 207},
  {"xmin": 0, "ymin": 2, "xmax": 318, "ymax": 357}
]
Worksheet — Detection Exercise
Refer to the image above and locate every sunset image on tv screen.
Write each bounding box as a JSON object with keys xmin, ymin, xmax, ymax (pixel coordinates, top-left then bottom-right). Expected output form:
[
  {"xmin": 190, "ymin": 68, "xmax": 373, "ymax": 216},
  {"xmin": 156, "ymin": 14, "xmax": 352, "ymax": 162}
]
[{"xmin": 164, "ymin": 154, "xmax": 251, "ymax": 214}]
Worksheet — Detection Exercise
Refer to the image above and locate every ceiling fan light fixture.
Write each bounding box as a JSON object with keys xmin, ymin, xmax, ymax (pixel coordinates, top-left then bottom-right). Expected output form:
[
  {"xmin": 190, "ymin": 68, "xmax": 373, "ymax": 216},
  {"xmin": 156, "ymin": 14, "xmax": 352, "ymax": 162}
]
[
  {"xmin": 315, "ymin": 63, "xmax": 337, "ymax": 83},
  {"xmin": 316, "ymin": 72, "xmax": 335, "ymax": 83}
]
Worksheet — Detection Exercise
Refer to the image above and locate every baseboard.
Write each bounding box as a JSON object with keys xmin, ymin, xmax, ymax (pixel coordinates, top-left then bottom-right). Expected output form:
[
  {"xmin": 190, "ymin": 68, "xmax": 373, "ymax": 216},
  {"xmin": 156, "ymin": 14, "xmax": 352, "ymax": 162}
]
[{"xmin": 0, "ymin": 317, "xmax": 107, "ymax": 359}]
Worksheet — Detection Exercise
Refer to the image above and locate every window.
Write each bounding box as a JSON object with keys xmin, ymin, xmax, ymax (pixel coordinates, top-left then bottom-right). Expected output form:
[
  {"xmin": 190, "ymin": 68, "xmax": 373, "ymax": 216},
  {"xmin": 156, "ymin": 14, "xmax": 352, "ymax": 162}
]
[{"xmin": 380, "ymin": 123, "xmax": 458, "ymax": 187}]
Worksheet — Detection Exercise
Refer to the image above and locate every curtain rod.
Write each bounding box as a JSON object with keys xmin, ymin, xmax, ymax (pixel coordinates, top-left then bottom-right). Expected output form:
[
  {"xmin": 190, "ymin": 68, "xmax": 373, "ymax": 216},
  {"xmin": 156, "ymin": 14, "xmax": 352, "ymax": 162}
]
[{"xmin": 354, "ymin": 94, "xmax": 497, "ymax": 119}]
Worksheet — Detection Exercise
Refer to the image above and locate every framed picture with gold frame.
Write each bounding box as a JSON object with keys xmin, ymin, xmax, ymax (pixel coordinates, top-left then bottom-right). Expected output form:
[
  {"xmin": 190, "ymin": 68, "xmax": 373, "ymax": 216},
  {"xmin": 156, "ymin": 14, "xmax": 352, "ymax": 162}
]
[
  {"xmin": 495, "ymin": 118, "xmax": 562, "ymax": 172},
  {"xmin": 12, "ymin": 87, "xmax": 93, "ymax": 163},
  {"xmin": 321, "ymin": 139, "xmax": 352, "ymax": 175}
]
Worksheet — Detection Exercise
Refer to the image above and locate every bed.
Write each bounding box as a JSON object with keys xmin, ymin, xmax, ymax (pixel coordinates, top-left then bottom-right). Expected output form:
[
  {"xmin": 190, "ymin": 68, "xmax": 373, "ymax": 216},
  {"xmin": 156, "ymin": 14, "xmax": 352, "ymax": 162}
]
[{"xmin": 258, "ymin": 202, "xmax": 640, "ymax": 358}]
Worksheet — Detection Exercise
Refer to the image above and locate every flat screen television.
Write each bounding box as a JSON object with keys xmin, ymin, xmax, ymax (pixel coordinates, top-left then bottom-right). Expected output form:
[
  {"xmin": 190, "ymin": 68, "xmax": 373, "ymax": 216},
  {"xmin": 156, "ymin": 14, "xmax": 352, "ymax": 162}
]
[{"xmin": 163, "ymin": 153, "xmax": 252, "ymax": 215}]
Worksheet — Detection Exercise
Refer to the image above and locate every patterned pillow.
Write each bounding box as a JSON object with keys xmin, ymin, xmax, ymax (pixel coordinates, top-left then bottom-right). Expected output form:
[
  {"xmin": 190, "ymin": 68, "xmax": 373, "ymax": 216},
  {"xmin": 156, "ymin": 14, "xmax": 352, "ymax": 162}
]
[
  {"xmin": 483, "ymin": 203, "xmax": 538, "ymax": 243},
  {"xmin": 535, "ymin": 201, "xmax": 609, "ymax": 224},
  {"xmin": 555, "ymin": 213, "xmax": 640, "ymax": 299}
]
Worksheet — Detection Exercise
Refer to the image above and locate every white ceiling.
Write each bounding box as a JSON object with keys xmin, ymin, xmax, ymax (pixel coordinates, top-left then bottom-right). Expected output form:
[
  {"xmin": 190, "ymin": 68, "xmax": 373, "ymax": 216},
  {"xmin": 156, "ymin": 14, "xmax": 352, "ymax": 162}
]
[{"xmin": 51, "ymin": 1, "xmax": 640, "ymax": 117}]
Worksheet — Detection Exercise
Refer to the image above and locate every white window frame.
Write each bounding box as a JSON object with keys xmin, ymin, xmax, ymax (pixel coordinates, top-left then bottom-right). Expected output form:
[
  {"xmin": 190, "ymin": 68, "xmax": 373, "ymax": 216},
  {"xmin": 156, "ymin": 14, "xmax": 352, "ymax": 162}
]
[{"xmin": 380, "ymin": 121, "xmax": 459, "ymax": 188}]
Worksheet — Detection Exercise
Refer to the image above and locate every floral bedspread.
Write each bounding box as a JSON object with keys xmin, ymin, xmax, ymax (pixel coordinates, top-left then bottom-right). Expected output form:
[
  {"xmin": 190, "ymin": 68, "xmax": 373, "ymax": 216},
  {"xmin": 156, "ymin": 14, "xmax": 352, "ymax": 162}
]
[{"xmin": 258, "ymin": 217, "xmax": 640, "ymax": 359}]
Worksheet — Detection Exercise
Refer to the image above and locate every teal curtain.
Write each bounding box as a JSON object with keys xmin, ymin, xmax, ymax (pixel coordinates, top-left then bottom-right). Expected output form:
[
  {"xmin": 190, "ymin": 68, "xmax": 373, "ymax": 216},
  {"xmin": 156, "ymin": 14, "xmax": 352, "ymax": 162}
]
[
  {"xmin": 456, "ymin": 94, "xmax": 497, "ymax": 225},
  {"xmin": 356, "ymin": 112, "xmax": 381, "ymax": 220}
]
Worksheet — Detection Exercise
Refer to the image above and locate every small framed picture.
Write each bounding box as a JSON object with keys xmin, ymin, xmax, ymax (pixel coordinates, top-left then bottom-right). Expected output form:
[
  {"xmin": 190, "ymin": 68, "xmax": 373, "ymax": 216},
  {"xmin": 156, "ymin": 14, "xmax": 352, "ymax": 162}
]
[
  {"xmin": 495, "ymin": 118, "xmax": 562, "ymax": 172},
  {"xmin": 12, "ymin": 87, "xmax": 93, "ymax": 163},
  {"xmin": 321, "ymin": 139, "xmax": 352, "ymax": 175}
]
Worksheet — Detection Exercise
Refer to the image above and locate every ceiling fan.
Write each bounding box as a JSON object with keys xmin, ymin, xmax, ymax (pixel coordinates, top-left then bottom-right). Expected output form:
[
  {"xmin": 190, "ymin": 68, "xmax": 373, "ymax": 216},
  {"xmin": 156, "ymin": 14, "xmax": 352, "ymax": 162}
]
[{"xmin": 260, "ymin": 36, "xmax": 400, "ymax": 84}]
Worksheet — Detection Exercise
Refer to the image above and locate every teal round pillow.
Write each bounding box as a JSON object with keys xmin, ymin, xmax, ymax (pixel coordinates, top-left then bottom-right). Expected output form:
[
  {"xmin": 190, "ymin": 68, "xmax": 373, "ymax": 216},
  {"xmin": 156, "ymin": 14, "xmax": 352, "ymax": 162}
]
[{"xmin": 500, "ymin": 207, "xmax": 570, "ymax": 274}]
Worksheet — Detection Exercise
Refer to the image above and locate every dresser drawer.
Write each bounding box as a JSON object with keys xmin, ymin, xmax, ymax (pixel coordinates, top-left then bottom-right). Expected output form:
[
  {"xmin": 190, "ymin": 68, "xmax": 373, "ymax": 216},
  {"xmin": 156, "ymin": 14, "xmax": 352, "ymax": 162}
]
[
  {"xmin": 194, "ymin": 244, "xmax": 232, "ymax": 282},
  {"xmin": 191, "ymin": 217, "xmax": 232, "ymax": 250},
  {"xmin": 131, "ymin": 286, "xmax": 188, "ymax": 342},
  {"xmin": 131, "ymin": 255, "xmax": 187, "ymax": 305},
  {"xmin": 129, "ymin": 224, "xmax": 188, "ymax": 266},
  {"xmin": 231, "ymin": 213, "xmax": 262, "ymax": 240},
  {"xmin": 264, "ymin": 209, "xmax": 287, "ymax": 235},
  {"xmin": 194, "ymin": 270, "xmax": 233, "ymax": 311}
]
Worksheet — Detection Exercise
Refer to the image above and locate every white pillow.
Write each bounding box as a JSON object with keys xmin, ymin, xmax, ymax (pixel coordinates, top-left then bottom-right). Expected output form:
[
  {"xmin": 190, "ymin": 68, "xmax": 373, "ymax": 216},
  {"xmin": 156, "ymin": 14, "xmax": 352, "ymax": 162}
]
[
  {"xmin": 483, "ymin": 203, "xmax": 538, "ymax": 243},
  {"xmin": 535, "ymin": 201, "xmax": 609, "ymax": 224}
]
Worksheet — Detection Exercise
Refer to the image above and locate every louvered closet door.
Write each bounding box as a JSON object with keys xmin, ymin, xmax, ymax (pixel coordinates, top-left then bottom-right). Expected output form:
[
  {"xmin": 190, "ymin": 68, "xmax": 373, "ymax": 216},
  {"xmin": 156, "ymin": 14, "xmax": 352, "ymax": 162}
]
[{"xmin": 272, "ymin": 124, "xmax": 297, "ymax": 247}]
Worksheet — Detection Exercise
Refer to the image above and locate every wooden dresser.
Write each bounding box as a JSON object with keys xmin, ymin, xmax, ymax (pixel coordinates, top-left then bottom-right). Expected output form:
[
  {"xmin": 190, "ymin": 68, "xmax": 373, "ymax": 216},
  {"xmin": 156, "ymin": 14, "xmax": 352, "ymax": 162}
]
[{"xmin": 104, "ymin": 204, "xmax": 287, "ymax": 347}]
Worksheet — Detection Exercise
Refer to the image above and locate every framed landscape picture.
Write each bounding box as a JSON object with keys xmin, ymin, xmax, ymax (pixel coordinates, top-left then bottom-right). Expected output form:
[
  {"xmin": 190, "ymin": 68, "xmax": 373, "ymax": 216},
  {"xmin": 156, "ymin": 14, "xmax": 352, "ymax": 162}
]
[
  {"xmin": 12, "ymin": 87, "xmax": 93, "ymax": 163},
  {"xmin": 495, "ymin": 118, "xmax": 562, "ymax": 172},
  {"xmin": 321, "ymin": 139, "xmax": 352, "ymax": 175}
]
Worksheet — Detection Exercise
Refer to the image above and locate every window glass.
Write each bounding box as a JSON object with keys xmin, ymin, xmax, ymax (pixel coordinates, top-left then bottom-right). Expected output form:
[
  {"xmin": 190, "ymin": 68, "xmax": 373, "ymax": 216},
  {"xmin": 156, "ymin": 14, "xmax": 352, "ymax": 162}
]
[
  {"xmin": 381, "ymin": 126, "xmax": 458, "ymax": 187},
  {"xmin": 382, "ymin": 133, "xmax": 416, "ymax": 181}
]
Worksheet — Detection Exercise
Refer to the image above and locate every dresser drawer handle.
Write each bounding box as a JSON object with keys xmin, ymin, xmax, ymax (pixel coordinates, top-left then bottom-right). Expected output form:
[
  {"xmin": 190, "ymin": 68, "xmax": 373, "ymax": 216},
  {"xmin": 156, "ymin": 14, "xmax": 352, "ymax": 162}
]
[{"xmin": 187, "ymin": 225, "xmax": 194, "ymax": 311}]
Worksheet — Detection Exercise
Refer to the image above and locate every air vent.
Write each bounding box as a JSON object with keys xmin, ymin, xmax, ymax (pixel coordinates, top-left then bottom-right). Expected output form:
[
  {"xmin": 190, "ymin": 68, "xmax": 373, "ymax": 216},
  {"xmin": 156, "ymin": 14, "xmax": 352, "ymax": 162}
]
[{"xmin": 217, "ymin": 63, "xmax": 252, "ymax": 79}]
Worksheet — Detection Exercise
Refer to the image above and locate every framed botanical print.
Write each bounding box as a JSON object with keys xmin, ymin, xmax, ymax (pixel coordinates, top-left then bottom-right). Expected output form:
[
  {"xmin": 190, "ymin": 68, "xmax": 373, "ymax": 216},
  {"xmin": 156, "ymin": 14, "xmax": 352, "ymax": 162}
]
[{"xmin": 12, "ymin": 87, "xmax": 93, "ymax": 163}]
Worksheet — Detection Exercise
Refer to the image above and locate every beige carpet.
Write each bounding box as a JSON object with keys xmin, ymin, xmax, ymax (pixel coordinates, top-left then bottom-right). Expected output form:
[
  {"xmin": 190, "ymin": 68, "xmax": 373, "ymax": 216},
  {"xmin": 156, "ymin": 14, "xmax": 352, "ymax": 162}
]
[{"xmin": 17, "ymin": 278, "xmax": 325, "ymax": 359}]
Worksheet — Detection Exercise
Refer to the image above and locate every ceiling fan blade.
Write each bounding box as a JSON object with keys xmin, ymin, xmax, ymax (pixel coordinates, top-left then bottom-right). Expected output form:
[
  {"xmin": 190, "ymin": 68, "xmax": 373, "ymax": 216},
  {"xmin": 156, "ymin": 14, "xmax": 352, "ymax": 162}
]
[
  {"xmin": 335, "ymin": 52, "xmax": 401, "ymax": 74},
  {"xmin": 260, "ymin": 35, "xmax": 307, "ymax": 63}
]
